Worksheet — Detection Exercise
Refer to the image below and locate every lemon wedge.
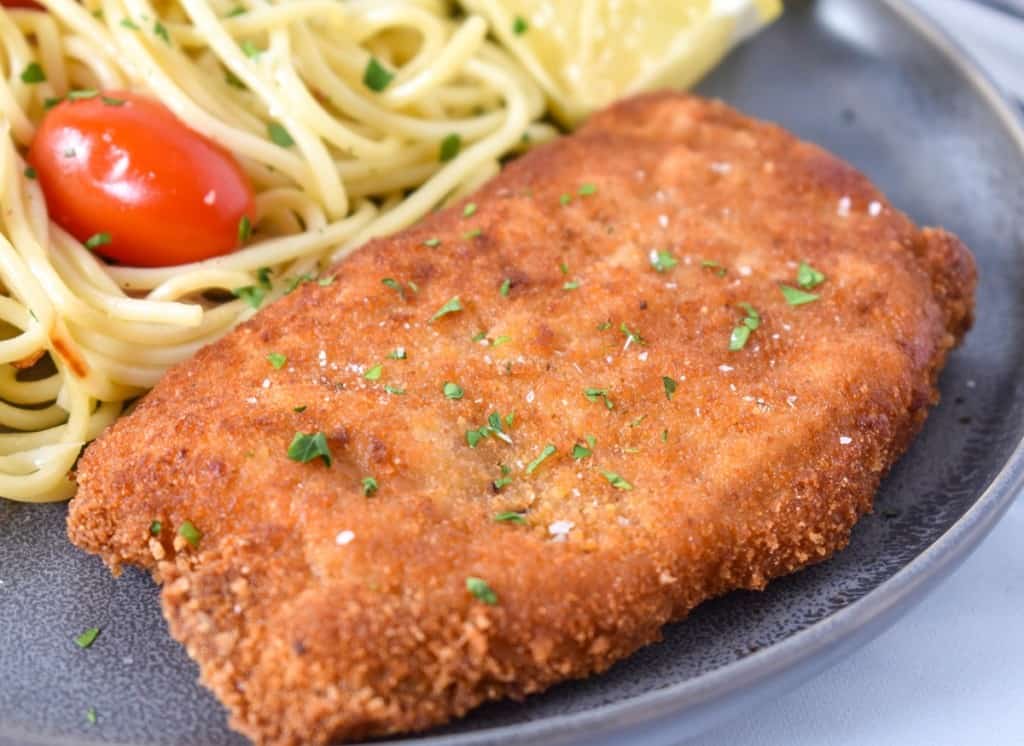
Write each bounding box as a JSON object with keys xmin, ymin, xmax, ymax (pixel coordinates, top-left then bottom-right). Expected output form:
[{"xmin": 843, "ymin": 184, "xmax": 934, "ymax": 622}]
[{"xmin": 461, "ymin": 0, "xmax": 782, "ymax": 126}]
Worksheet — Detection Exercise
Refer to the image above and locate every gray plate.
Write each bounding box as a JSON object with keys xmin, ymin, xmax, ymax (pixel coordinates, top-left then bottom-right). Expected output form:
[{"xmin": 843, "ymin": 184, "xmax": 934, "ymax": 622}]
[{"xmin": 2, "ymin": 1, "xmax": 1023, "ymax": 744}]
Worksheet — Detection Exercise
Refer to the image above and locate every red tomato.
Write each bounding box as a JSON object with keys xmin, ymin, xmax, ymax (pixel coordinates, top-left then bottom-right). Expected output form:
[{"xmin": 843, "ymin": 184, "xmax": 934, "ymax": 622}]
[
  {"xmin": 2, "ymin": 0, "xmax": 43, "ymax": 9},
  {"xmin": 29, "ymin": 91, "xmax": 255, "ymax": 267}
]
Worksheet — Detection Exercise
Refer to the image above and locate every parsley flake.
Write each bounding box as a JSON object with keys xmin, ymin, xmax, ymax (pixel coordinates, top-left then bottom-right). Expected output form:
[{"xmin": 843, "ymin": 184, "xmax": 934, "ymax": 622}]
[
  {"xmin": 620, "ymin": 322, "xmax": 646, "ymax": 348},
  {"xmin": 466, "ymin": 576, "xmax": 498, "ymax": 605},
  {"xmin": 178, "ymin": 521, "xmax": 201, "ymax": 548},
  {"xmin": 387, "ymin": 347, "xmax": 406, "ymax": 360},
  {"xmin": 101, "ymin": 95, "xmax": 125, "ymax": 106},
  {"xmin": 563, "ymin": 280, "xmax": 580, "ymax": 291},
  {"xmin": 572, "ymin": 443, "xmax": 592, "ymax": 460},
  {"xmin": 729, "ymin": 325, "xmax": 751, "ymax": 351},
  {"xmin": 601, "ymin": 471, "xmax": 633, "ymax": 490},
  {"xmin": 240, "ymin": 39, "xmax": 261, "ymax": 58},
  {"xmin": 267, "ymin": 122, "xmax": 294, "ymax": 147},
  {"xmin": 423, "ymin": 237, "xmax": 441, "ymax": 247},
  {"xmin": 20, "ymin": 62, "xmax": 45, "ymax": 84},
  {"xmin": 583, "ymin": 387, "xmax": 614, "ymax": 410},
  {"xmin": 149, "ymin": 520, "xmax": 161, "ymax": 536},
  {"xmin": 559, "ymin": 193, "xmax": 572, "ymax": 206},
  {"xmin": 24, "ymin": 166, "xmax": 36, "ymax": 180},
  {"xmin": 287, "ymin": 431, "xmax": 332, "ymax": 467},
  {"xmin": 578, "ymin": 182, "xmax": 597, "ymax": 196},
  {"xmin": 85, "ymin": 707, "xmax": 97, "ymax": 725},
  {"xmin": 662, "ymin": 376, "xmax": 677, "ymax": 400},
  {"xmin": 429, "ymin": 296, "xmax": 462, "ymax": 322},
  {"xmin": 494, "ymin": 511, "xmax": 526, "ymax": 524},
  {"xmin": 364, "ymin": 364, "xmax": 383, "ymax": 381},
  {"xmin": 75, "ymin": 627, "xmax": 100, "ymax": 649},
  {"xmin": 292, "ymin": 405, "xmax": 307, "ymax": 413},
  {"xmin": 384, "ymin": 384, "xmax": 405, "ymax": 395},
  {"xmin": 232, "ymin": 285, "xmax": 264, "ymax": 309},
  {"xmin": 443, "ymin": 382, "xmax": 463, "ymax": 400},
  {"xmin": 512, "ymin": 15, "xmax": 528, "ymax": 34},
  {"xmin": 780, "ymin": 284, "xmax": 819, "ymax": 306},
  {"xmin": 363, "ymin": 57, "xmax": 394, "ymax": 91},
  {"xmin": 440, "ymin": 133, "xmax": 461, "ymax": 162},
  {"xmin": 463, "ymin": 227, "xmax": 482, "ymax": 240},
  {"xmin": 701, "ymin": 259, "xmax": 727, "ymax": 277},
  {"xmin": 651, "ymin": 249, "xmax": 678, "ymax": 273},
  {"xmin": 797, "ymin": 261, "xmax": 826, "ymax": 290},
  {"xmin": 463, "ymin": 202, "xmax": 477, "ymax": 217},
  {"xmin": 361, "ymin": 476, "xmax": 378, "ymax": 496},
  {"xmin": 499, "ymin": 278, "xmax": 512, "ymax": 297},
  {"xmin": 237, "ymin": 215, "xmax": 252, "ymax": 243},
  {"xmin": 84, "ymin": 232, "xmax": 111, "ymax": 249},
  {"xmin": 266, "ymin": 352, "xmax": 286, "ymax": 369},
  {"xmin": 67, "ymin": 89, "xmax": 98, "ymax": 101},
  {"xmin": 153, "ymin": 21, "xmax": 171, "ymax": 44},
  {"xmin": 120, "ymin": 18, "xmax": 140, "ymax": 29},
  {"xmin": 255, "ymin": 266, "xmax": 272, "ymax": 289},
  {"xmin": 381, "ymin": 277, "xmax": 405, "ymax": 297},
  {"xmin": 525, "ymin": 444, "xmax": 556, "ymax": 474}
]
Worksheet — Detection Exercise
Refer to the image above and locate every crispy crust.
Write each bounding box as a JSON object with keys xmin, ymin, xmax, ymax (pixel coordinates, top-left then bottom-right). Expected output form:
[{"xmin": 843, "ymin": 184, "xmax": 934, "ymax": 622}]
[{"xmin": 68, "ymin": 93, "xmax": 976, "ymax": 745}]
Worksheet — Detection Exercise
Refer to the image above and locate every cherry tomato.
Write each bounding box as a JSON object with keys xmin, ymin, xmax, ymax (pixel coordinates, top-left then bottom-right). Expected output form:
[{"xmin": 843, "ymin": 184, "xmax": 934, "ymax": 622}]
[
  {"xmin": 29, "ymin": 91, "xmax": 255, "ymax": 267},
  {"xmin": 1, "ymin": 0, "xmax": 44, "ymax": 9}
]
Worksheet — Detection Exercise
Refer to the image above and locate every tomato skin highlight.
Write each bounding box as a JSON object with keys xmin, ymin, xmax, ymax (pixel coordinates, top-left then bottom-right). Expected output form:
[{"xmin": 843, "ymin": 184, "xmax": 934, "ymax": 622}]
[{"xmin": 28, "ymin": 91, "xmax": 255, "ymax": 267}]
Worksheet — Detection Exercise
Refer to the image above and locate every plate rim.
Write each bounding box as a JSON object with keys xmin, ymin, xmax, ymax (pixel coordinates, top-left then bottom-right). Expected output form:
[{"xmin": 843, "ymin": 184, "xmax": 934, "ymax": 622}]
[{"xmin": 373, "ymin": 1, "xmax": 1024, "ymax": 742}]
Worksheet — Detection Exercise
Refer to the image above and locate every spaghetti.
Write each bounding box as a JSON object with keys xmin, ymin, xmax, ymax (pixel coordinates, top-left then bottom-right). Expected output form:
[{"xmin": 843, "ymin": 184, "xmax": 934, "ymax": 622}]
[{"xmin": 0, "ymin": 0, "xmax": 555, "ymax": 501}]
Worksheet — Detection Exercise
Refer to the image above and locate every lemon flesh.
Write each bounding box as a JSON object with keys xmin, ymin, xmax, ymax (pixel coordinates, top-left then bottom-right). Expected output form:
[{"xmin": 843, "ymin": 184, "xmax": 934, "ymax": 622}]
[{"xmin": 462, "ymin": 0, "xmax": 782, "ymax": 126}]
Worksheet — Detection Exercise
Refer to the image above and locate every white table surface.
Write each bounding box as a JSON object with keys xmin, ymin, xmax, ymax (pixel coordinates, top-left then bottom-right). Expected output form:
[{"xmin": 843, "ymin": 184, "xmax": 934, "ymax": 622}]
[{"xmin": 685, "ymin": 3, "xmax": 1024, "ymax": 743}]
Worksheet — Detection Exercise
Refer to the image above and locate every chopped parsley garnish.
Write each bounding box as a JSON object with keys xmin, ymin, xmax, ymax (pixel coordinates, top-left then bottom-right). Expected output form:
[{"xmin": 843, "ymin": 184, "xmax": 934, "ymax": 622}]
[
  {"xmin": 384, "ymin": 384, "xmax": 405, "ymax": 395},
  {"xmin": 317, "ymin": 275, "xmax": 335, "ymax": 287},
  {"xmin": 232, "ymin": 285, "xmax": 264, "ymax": 309},
  {"xmin": 559, "ymin": 261, "xmax": 569, "ymax": 275},
  {"xmin": 701, "ymin": 259, "xmax": 727, "ymax": 277},
  {"xmin": 729, "ymin": 325, "xmax": 751, "ymax": 351},
  {"xmin": 466, "ymin": 576, "xmax": 498, "ymax": 605},
  {"xmin": 43, "ymin": 96, "xmax": 61, "ymax": 109},
  {"xmin": 75, "ymin": 627, "xmax": 100, "ymax": 649},
  {"xmin": 563, "ymin": 280, "xmax": 580, "ymax": 291},
  {"xmin": 284, "ymin": 273, "xmax": 314, "ymax": 293},
  {"xmin": 585, "ymin": 434, "xmax": 596, "ymax": 448},
  {"xmin": 651, "ymin": 249, "xmax": 678, "ymax": 273},
  {"xmin": 178, "ymin": 521, "xmax": 201, "ymax": 548},
  {"xmin": 266, "ymin": 352, "xmax": 286, "ymax": 369},
  {"xmin": 499, "ymin": 278, "xmax": 512, "ymax": 297},
  {"xmin": 363, "ymin": 57, "xmax": 394, "ymax": 91},
  {"xmin": 24, "ymin": 166, "xmax": 36, "ymax": 180},
  {"xmin": 387, "ymin": 347, "xmax": 406, "ymax": 360},
  {"xmin": 287, "ymin": 431, "xmax": 332, "ymax": 467},
  {"xmin": 439, "ymin": 133, "xmax": 461, "ymax": 162},
  {"xmin": 512, "ymin": 15, "xmax": 528, "ymax": 34},
  {"xmin": 661, "ymin": 429, "xmax": 668, "ymax": 442},
  {"xmin": 381, "ymin": 277, "xmax": 405, "ymax": 297},
  {"xmin": 364, "ymin": 364, "xmax": 383, "ymax": 381},
  {"xmin": 240, "ymin": 39, "xmax": 261, "ymax": 58},
  {"xmin": 153, "ymin": 21, "xmax": 170, "ymax": 44},
  {"xmin": 429, "ymin": 296, "xmax": 462, "ymax": 322},
  {"xmin": 492, "ymin": 335, "xmax": 511, "ymax": 346},
  {"xmin": 797, "ymin": 261, "xmax": 826, "ymax": 290},
  {"xmin": 730, "ymin": 303, "xmax": 761, "ymax": 351},
  {"xmin": 463, "ymin": 202, "xmax": 477, "ymax": 217},
  {"xmin": 492, "ymin": 474, "xmax": 513, "ymax": 491},
  {"xmin": 120, "ymin": 18, "xmax": 140, "ymax": 29},
  {"xmin": 293, "ymin": 405, "xmax": 307, "ymax": 413},
  {"xmin": 572, "ymin": 443, "xmax": 592, "ymax": 460},
  {"xmin": 471, "ymin": 331, "xmax": 487, "ymax": 342},
  {"xmin": 237, "ymin": 215, "xmax": 252, "ymax": 242},
  {"xmin": 494, "ymin": 511, "xmax": 526, "ymax": 524},
  {"xmin": 361, "ymin": 476, "xmax": 378, "ymax": 497},
  {"xmin": 101, "ymin": 95, "xmax": 126, "ymax": 106},
  {"xmin": 84, "ymin": 232, "xmax": 111, "ymax": 249},
  {"xmin": 662, "ymin": 376, "xmax": 677, "ymax": 400},
  {"xmin": 463, "ymin": 228, "xmax": 482, "ymax": 239},
  {"xmin": 629, "ymin": 415, "xmax": 647, "ymax": 428},
  {"xmin": 423, "ymin": 237, "xmax": 441, "ymax": 248},
  {"xmin": 780, "ymin": 284, "xmax": 819, "ymax": 306},
  {"xmin": 583, "ymin": 387, "xmax": 614, "ymax": 410},
  {"xmin": 620, "ymin": 322, "xmax": 646, "ymax": 348},
  {"xmin": 597, "ymin": 321, "xmax": 611, "ymax": 331},
  {"xmin": 149, "ymin": 520, "xmax": 161, "ymax": 536},
  {"xmin": 525, "ymin": 444, "xmax": 556, "ymax": 474},
  {"xmin": 20, "ymin": 62, "xmax": 46, "ymax": 84},
  {"xmin": 85, "ymin": 707, "xmax": 97, "ymax": 725},
  {"xmin": 267, "ymin": 122, "xmax": 294, "ymax": 147},
  {"xmin": 578, "ymin": 182, "xmax": 597, "ymax": 196},
  {"xmin": 443, "ymin": 382, "xmax": 463, "ymax": 399},
  {"xmin": 226, "ymin": 5, "xmax": 246, "ymax": 16},
  {"xmin": 256, "ymin": 266, "xmax": 272, "ymax": 289},
  {"xmin": 601, "ymin": 471, "xmax": 633, "ymax": 490}
]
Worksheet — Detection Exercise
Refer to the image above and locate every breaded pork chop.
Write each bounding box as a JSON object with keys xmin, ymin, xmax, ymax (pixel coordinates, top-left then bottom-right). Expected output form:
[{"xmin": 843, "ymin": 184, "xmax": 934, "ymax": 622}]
[{"xmin": 68, "ymin": 93, "xmax": 975, "ymax": 746}]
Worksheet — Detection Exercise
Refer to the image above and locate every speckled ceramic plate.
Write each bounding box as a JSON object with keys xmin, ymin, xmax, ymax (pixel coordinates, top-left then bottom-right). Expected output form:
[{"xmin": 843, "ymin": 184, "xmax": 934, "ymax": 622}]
[{"xmin": 2, "ymin": 1, "xmax": 1023, "ymax": 744}]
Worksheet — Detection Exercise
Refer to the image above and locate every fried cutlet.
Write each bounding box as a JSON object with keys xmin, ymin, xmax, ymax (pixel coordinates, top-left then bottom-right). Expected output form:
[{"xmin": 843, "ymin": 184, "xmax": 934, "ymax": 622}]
[{"xmin": 67, "ymin": 92, "xmax": 976, "ymax": 746}]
